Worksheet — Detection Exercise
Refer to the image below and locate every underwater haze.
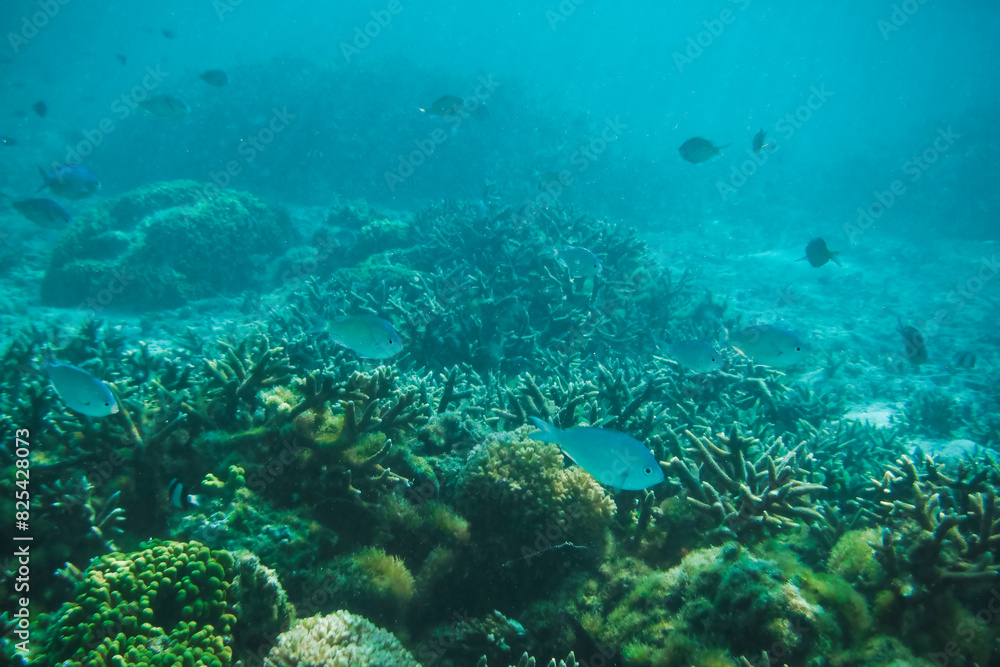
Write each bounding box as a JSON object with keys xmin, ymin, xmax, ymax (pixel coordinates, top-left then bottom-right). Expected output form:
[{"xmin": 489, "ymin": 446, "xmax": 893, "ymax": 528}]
[{"xmin": 3, "ymin": 1, "xmax": 1000, "ymax": 666}]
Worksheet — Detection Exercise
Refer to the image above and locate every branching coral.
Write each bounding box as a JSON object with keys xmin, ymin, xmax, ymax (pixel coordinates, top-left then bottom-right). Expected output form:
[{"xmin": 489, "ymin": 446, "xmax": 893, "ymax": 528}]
[{"xmin": 665, "ymin": 426, "xmax": 826, "ymax": 542}]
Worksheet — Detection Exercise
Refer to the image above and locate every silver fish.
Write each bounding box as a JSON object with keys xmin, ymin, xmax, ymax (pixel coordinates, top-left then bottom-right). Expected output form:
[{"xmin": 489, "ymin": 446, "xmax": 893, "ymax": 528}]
[
  {"xmin": 45, "ymin": 360, "xmax": 118, "ymax": 417},
  {"xmin": 326, "ymin": 315, "xmax": 403, "ymax": 359},
  {"xmin": 554, "ymin": 245, "xmax": 602, "ymax": 278},
  {"xmin": 662, "ymin": 340, "xmax": 722, "ymax": 373},
  {"xmin": 729, "ymin": 324, "xmax": 810, "ymax": 368},
  {"xmin": 529, "ymin": 417, "xmax": 663, "ymax": 491}
]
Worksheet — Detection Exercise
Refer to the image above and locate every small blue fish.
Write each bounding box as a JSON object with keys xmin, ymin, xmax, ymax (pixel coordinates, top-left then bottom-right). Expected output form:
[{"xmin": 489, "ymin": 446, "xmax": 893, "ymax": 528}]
[
  {"xmin": 529, "ymin": 417, "xmax": 663, "ymax": 491},
  {"xmin": 326, "ymin": 315, "xmax": 403, "ymax": 359},
  {"xmin": 44, "ymin": 359, "xmax": 118, "ymax": 417},
  {"xmin": 37, "ymin": 164, "xmax": 101, "ymax": 199}
]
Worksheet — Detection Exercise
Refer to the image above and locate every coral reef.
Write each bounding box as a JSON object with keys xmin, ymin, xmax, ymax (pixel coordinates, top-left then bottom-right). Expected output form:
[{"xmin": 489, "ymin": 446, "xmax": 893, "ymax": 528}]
[
  {"xmin": 264, "ymin": 610, "xmax": 420, "ymax": 667},
  {"xmin": 41, "ymin": 180, "xmax": 298, "ymax": 310},
  {"xmin": 34, "ymin": 540, "xmax": 236, "ymax": 666}
]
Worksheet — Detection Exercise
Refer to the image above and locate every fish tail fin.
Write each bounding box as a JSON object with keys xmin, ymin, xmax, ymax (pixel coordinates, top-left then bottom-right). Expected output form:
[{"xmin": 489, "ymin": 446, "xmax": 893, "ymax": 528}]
[
  {"xmin": 830, "ymin": 251, "xmax": 842, "ymax": 267},
  {"xmin": 528, "ymin": 416, "xmax": 558, "ymax": 442}
]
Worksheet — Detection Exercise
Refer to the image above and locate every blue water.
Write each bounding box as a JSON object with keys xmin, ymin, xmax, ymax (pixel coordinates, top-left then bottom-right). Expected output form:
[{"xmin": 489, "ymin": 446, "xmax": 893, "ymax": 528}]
[{"xmin": 3, "ymin": 2, "xmax": 1000, "ymax": 666}]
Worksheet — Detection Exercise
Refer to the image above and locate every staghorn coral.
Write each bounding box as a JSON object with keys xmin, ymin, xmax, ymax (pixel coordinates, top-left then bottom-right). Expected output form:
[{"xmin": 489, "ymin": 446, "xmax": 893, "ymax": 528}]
[
  {"xmin": 264, "ymin": 610, "xmax": 420, "ymax": 667},
  {"xmin": 665, "ymin": 425, "xmax": 826, "ymax": 542},
  {"xmin": 35, "ymin": 540, "xmax": 236, "ymax": 666}
]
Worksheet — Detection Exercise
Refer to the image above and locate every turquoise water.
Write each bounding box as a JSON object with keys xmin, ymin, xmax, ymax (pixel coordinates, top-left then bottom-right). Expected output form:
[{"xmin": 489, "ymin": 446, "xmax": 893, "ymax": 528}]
[{"xmin": 1, "ymin": 2, "xmax": 999, "ymax": 666}]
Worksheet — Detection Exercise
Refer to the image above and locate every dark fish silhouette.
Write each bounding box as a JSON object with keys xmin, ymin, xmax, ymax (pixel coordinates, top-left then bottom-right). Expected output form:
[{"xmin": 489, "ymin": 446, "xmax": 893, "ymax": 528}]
[
  {"xmin": 115, "ymin": 54, "xmax": 128, "ymax": 65},
  {"xmin": 162, "ymin": 28, "xmax": 177, "ymax": 39},
  {"xmin": 420, "ymin": 95, "xmax": 464, "ymax": 118},
  {"xmin": 2, "ymin": 194, "xmax": 72, "ymax": 229},
  {"xmin": 897, "ymin": 319, "xmax": 927, "ymax": 365},
  {"xmin": 38, "ymin": 165, "xmax": 101, "ymax": 199},
  {"xmin": 139, "ymin": 94, "xmax": 190, "ymax": 118},
  {"xmin": 0, "ymin": 136, "xmax": 17, "ymax": 146},
  {"xmin": 32, "ymin": 101, "xmax": 47, "ymax": 117},
  {"xmin": 804, "ymin": 238, "xmax": 840, "ymax": 267},
  {"xmin": 199, "ymin": 69, "xmax": 229, "ymax": 87},
  {"xmin": 752, "ymin": 128, "xmax": 773, "ymax": 153},
  {"xmin": 679, "ymin": 137, "xmax": 729, "ymax": 163}
]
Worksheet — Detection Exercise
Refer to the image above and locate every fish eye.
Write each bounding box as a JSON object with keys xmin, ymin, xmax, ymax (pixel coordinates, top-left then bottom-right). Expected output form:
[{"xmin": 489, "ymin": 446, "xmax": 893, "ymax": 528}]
[{"xmin": 644, "ymin": 467, "xmax": 652, "ymax": 475}]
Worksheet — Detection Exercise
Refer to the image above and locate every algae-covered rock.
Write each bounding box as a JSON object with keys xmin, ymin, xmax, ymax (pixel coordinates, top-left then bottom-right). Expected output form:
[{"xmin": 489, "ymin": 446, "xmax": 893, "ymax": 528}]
[
  {"xmin": 35, "ymin": 540, "xmax": 236, "ymax": 666},
  {"xmin": 41, "ymin": 180, "xmax": 297, "ymax": 311},
  {"xmin": 264, "ymin": 610, "xmax": 420, "ymax": 667}
]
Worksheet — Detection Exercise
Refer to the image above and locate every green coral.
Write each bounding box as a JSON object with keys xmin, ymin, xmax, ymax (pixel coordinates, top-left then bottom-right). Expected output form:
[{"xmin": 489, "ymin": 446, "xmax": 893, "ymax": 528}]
[
  {"xmin": 598, "ymin": 545, "xmax": 829, "ymax": 666},
  {"xmin": 36, "ymin": 540, "xmax": 236, "ymax": 666},
  {"xmin": 41, "ymin": 180, "xmax": 297, "ymax": 310},
  {"xmin": 264, "ymin": 610, "xmax": 420, "ymax": 666},
  {"xmin": 827, "ymin": 528, "xmax": 887, "ymax": 589}
]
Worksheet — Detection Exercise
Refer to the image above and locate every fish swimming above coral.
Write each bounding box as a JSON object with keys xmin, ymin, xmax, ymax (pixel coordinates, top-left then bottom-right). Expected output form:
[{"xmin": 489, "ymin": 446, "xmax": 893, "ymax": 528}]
[
  {"xmin": 658, "ymin": 339, "xmax": 723, "ymax": 373},
  {"xmin": 729, "ymin": 324, "xmax": 810, "ymax": 368},
  {"xmin": 1, "ymin": 194, "xmax": 72, "ymax": 229},
  {"xmin": 37, "ymin": 164, "xmax": 101, "ymax": 199},
  {"xmin": 897, "ymin": 318, "xmax": 927, "ymax": 365},
  {"xmin": 679, "ymin": 137, "xmax": 730, "ymax": 163},
  {"xmin": 325, "ymin": 314, "xmax": 403, "ymax": 359},
  {"xmin": 529, "ymin": 417, "xmax": 663, "ymax": 491},
  {"xmin": 44, "ymin": 356, "xmax": 119, "ymax": 417},
  {"xmin": 553, "ymin": 245, "xmax": 602, "ymax": 278}
]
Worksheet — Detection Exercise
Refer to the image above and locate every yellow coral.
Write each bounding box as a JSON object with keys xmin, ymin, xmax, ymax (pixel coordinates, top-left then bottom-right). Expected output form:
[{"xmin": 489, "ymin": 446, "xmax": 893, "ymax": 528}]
[{"xmin": 354, "ymin": 547, "xmax": 415, "ymax": 605}]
